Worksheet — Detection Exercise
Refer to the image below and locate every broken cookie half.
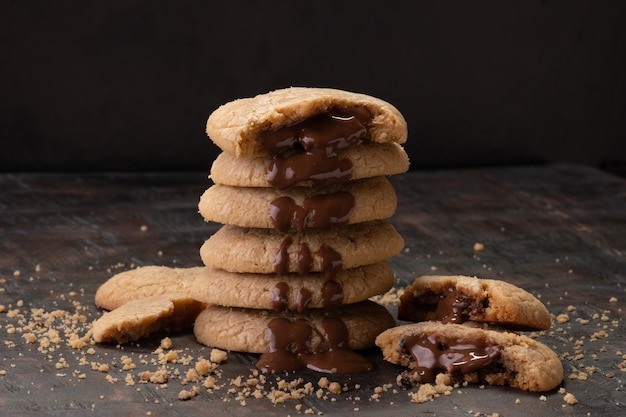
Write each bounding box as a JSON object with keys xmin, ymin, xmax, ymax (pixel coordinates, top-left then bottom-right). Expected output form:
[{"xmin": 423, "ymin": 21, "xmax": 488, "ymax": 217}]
[
  {"xmin": 92, "ymin": 266, "xmax": 207, "ymax": 343},
  {"xmin": 398, "ymin": 275, "xmax": 552, "ymax": 330},
  {"xmin": 380, "ymin": 275, "xmax": 562, "ymax": 392},
  {"xmin": 376, "ymin": 321, "xmax": 563, "ymax": 392},
  {"xmin": 92, "ymin": 295, "xmax": 206, "ymax": 344}
]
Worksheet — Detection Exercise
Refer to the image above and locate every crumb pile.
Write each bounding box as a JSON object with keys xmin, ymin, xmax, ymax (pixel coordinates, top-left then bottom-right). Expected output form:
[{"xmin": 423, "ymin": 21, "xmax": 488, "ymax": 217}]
[{"xmin": 192, "ymin": 87, "xmax": 411, "ymax": 373}]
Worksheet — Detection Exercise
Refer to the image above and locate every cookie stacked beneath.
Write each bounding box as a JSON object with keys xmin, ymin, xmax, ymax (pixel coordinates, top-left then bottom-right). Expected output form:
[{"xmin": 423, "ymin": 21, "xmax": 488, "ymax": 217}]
[{"xmin": 192, "ymin": 87, "xmax": 410, "ymax": 374}]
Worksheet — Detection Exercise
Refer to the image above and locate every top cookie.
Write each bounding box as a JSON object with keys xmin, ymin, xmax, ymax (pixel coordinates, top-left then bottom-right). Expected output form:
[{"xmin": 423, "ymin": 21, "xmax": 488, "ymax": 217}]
[{"xmin": 206, "ymin": 87, "xmax": 408, "ymax": 157}]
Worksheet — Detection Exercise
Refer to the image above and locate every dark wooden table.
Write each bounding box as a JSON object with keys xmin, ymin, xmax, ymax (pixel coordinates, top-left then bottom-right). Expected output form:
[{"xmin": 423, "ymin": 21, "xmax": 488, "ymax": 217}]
[{"xmin": 1, "ymin": 164, "xmax": 625, "ymax": 416}]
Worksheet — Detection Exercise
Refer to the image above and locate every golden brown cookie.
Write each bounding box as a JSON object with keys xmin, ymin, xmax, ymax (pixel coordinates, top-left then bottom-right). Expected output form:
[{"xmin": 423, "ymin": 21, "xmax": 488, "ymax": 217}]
[
  {"xmin": 92, "ymin": 295, "xmax": 206, "ymax": 344},
  {"xmin": 209, "ymin": 142, "xmax": 409, "ymax": 188},
  {"xmin": 206, "ymin": 87, "xmax": 407, "ymax": 158},
  {"xmin": 194, "ymin": 300, "xmax": 395, "ymax": 354},
  {"xmin": 375, "ymin": 322, "xmax": 563, "ymax": 392},
  {"xmin": 95, "ymin": 266, "xmax": 205, "ymax": 311},
  {"xmin": 398, "ymin": 275, "xmax": 552, "ymax": 330},
  {"xmin": 199, "ymin": 221, "xmax": 404, "ymax": 274},
  {"xmin": 191, "ymin": 262, "xmax": 394, "ymax": 312},
  {"xmin": 199, "ymin": 176, "xmax": 397, "ymax": 230}
]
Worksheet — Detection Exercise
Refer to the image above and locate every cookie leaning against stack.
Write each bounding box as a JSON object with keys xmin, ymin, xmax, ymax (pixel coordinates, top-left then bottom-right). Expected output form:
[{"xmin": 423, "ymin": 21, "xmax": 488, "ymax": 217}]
[{"xmin": 193, "ymin": 87, "xmax": 409, "ymax": 374}]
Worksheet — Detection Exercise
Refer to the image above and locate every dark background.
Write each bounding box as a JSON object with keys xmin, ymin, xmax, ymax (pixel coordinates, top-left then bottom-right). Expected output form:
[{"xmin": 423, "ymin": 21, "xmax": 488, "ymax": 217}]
[{"xmin": 1, "ymin": 1, "xmax": 625, "ymax": 174}]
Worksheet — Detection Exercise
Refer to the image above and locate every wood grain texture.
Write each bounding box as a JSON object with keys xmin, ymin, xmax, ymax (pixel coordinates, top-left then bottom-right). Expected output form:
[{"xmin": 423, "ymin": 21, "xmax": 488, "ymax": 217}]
[{"xmin": 1, "ymin": 165, "xmax": 625, "ymax": 416}]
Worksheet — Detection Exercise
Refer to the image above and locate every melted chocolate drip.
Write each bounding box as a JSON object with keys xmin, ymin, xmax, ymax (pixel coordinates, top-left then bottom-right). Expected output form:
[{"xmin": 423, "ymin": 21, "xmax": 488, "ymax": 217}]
[
  {"xmin": 272, "ymin": 239, "xmax": 343, "ymax": 280},
  {"xmin": 271, "ymin": 240, "xmax": 345, "ymax": 311},
  {"xmin": 274, "ymin": 237, "xmax": 293, "ymax": 275},
  {"xmin": 318, "ymin": 244, "xmax": 343, "ymax": 281},
  {"xmin": 271, "ymin": 282, "xmax": 290, "ymax": 312},
  {"xmin": 269, "ymin": 191, "xmax": 355, "ymax": 232},
  {"xmin": 322, "ymin": 280, "xmax": 344, "ymax": 309},
  {"xmin": 256, "ymin": 316, "xmax": 373, "ymax": 374},
  {"xmin": 256, "ymin": 318, "xmax": 313, "ymax": 373},
  {"xmin": 296, "ymin": 242, "xmax": 313, "ymax": 275},
  {"xmin": 296, "ymin": 288, "xmax": 313, "ymax": 313}
]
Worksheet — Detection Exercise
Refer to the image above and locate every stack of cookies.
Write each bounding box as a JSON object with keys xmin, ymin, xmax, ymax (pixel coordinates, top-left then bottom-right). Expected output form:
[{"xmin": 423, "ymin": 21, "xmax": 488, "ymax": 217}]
[{"xmin": 191, "ymin": 87, "xmax": 410, "ymax": 374}]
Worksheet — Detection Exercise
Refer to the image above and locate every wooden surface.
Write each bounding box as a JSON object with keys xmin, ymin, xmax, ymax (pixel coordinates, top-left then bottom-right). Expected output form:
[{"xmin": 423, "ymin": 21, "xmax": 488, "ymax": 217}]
[{"xmin": 0, "ymin": 164, "xmax": 625, "ymax": 416}]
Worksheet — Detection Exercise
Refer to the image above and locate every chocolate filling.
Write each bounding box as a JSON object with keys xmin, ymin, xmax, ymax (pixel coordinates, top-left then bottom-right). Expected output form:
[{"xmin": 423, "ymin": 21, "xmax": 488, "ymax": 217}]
[
  {"xmin": 260, "ymin": 108, "xmax": 372, "ymax": 190},
  {"xmin": 401, "ymin": 333, "xmax": 501, "ymax": 383},
  {"xmin": 256, "ymin": 316, "xmax": 373, "ymax": 374},
  {"xmin": 403, "ymin": 287, "xmax": 489, "ymax": 324}
]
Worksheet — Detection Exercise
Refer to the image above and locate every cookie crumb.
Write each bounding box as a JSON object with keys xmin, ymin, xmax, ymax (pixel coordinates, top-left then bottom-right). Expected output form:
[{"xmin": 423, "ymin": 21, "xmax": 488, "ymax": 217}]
[
  {"xmin": 178, "ymin": 386, "xmax": 199, "ymax": 400},
  {"xmin": 408, "ymin": 379, "xmax": 453, "ymax": 404},
  {"xmin": 609, "ymin": 296, "xmax": 618, "ymax": 303},
  {"xmin": 160, "ymin": 337, "xmax": 173, "ymax": 350},
  {"xmin": 140, "ymin": 225, "xmax": 148, "ymax": 232},
  {"xmin": 556, "ymin": 314, "xmax": 570, "ymax": 324},
  {"xmin": 210, "ymin": 349, "xmax": 227, "ymax": 364},
  {"xmin": 473, "ymin": 242, "xmax": 485, "ymax": 252},
  {"xmin": 328, "ymin": 382, "xmax": 342, "ymax": 394},
  {"xmin": 563, "ymin": 393, "xmax": 578, "ymax": 405}
]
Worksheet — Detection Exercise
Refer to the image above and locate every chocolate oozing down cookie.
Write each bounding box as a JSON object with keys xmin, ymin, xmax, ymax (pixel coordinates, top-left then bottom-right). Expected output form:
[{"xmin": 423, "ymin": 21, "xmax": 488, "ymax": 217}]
[
  {"xmin": 256, "ymin": 316, "xmax": 374, "ymax": 374},
  {"xmin": 198, "ymin": 177, "xmax": 397, "ymax": 231},
  {"xmin": 376, "ymin": 322, "xmax": 564, "ymax": 392},
  {"xmin": 200, "ymin": 221, "xmax": 404, "ymax": 275},
  {"xmin": 209, "ymin": 142, "xmax": 409, "ymax": 188},
  {"xmin": 398, "ymin": 275, "xmax": 552, "ymax": 330},
  {"xmin": 193, "ymin": 300, "xmax": 396, "ymax": 374},
  {"xmin": 190, "ymin": 262, "xmax": 394, "ymax": 313}
]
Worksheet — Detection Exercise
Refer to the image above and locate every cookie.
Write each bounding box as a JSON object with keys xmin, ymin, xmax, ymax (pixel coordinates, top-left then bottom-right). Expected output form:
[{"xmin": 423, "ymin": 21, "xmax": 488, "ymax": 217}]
[
  {"xmin": 92, "ymin": 295, "xmax": 206, "ymax": 344},
  {"xmin": 199, "ymin": 221, "xmax": 404, "ymax": 274},
  {"xmin": 191, "ymin": 262, "xmax": 394, "ymax": 312},
  {"xmin": 95, "ymin": 266, "xmax": 205, "ymax": 311},
  {"xmin": 209, "ymin": 142, "xmax": 409, "ymax": 188},
  {"xmin": 198, "ymin": 176, "xmax": 397, "ymax": 230},
  {"xmin": 194, "ymin": 300, "xmax": 395, "ymax": 354},
  {"xmin": 398, "ymin": 275, "xmax": 552, "ymax": 330},
  {"xmin": 206, "ymin": 87, "xmax": 407, "ymax": 158},
  {"xmin": 375, "ymin": 321, "xmax": 563, "ymax": 392}
]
